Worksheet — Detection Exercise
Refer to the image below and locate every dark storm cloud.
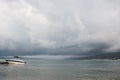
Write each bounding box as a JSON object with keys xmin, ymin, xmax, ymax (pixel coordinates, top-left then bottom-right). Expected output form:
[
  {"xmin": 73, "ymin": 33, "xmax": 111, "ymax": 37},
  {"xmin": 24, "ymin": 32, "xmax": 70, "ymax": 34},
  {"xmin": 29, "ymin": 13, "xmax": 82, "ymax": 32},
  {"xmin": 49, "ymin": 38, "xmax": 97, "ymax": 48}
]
[{"xmin": 0, "ymin": 0, "xmax": 120, "ymax": 56}]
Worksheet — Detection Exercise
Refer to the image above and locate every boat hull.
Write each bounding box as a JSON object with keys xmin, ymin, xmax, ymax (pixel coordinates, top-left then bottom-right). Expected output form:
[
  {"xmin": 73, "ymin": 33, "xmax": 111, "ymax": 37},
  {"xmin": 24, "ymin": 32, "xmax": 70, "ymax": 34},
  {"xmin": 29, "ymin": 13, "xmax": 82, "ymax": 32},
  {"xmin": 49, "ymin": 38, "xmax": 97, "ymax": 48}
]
[{"xmin": 7, "ymin": 61, "xmax": 25, "ymax": 64}]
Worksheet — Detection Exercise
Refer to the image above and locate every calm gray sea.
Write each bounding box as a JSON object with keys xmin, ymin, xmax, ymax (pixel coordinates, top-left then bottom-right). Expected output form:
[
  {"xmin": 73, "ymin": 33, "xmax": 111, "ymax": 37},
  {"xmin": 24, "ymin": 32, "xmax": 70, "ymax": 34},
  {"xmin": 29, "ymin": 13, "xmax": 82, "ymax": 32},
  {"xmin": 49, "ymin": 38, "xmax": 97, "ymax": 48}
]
[{"xmin": 0, "ymin": 59, "xmax": 120, "ymax": 80}]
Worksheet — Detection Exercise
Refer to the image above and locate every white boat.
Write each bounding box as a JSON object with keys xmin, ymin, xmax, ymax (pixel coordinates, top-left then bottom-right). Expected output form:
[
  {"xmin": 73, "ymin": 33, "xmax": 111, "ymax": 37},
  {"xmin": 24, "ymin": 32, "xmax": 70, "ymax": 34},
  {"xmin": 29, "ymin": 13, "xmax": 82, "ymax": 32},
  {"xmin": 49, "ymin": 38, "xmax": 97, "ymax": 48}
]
[{"xmin": 6, "ymin": 58, "xmax": 26, "ymax": 64}]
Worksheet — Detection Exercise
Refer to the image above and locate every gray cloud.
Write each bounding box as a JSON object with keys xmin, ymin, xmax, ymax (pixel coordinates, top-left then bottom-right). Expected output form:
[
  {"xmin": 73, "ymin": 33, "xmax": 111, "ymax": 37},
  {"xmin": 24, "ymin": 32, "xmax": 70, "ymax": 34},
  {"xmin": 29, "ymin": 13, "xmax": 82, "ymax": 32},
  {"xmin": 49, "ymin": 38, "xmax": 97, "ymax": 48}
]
[{"xmin": 0, "ymin": 0, "xmax": 120, "ymax": 56}]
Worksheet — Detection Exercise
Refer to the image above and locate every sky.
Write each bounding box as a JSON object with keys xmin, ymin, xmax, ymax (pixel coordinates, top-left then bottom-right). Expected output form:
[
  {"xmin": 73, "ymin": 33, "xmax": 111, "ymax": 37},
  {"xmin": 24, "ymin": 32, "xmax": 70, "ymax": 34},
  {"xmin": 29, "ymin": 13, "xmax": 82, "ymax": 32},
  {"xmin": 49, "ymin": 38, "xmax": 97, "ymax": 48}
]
[{"xmin": 0, "ymin": 0, "xmax": 120, "ymax": 56}]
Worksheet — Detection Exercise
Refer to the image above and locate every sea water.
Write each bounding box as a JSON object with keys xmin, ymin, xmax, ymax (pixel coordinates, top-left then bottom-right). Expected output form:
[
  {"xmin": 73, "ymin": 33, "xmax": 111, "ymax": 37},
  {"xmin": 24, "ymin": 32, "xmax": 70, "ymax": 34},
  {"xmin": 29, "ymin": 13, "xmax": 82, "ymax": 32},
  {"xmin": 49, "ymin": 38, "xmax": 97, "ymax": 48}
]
[{"xmin": 0, "ymin": 59, "xmax": 120, "ymax": 80}]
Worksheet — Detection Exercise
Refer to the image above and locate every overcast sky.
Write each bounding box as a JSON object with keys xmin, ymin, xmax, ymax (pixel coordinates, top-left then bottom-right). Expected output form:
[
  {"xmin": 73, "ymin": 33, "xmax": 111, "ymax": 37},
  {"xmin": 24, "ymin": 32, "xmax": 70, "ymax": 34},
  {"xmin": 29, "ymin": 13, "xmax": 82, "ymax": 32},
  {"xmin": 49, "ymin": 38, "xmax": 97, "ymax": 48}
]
[{"xmin": 0, "ymin": 0, "xmax": 120, "ymax": 56}]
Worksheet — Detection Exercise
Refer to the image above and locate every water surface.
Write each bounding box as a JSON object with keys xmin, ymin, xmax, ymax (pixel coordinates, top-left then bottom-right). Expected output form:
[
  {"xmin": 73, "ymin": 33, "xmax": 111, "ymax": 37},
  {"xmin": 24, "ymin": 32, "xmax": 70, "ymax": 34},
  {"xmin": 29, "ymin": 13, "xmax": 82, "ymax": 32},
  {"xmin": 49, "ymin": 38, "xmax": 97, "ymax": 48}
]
[{"xmin": 0, "ymin": 59, "xmax": 120, "ymax": 80}]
